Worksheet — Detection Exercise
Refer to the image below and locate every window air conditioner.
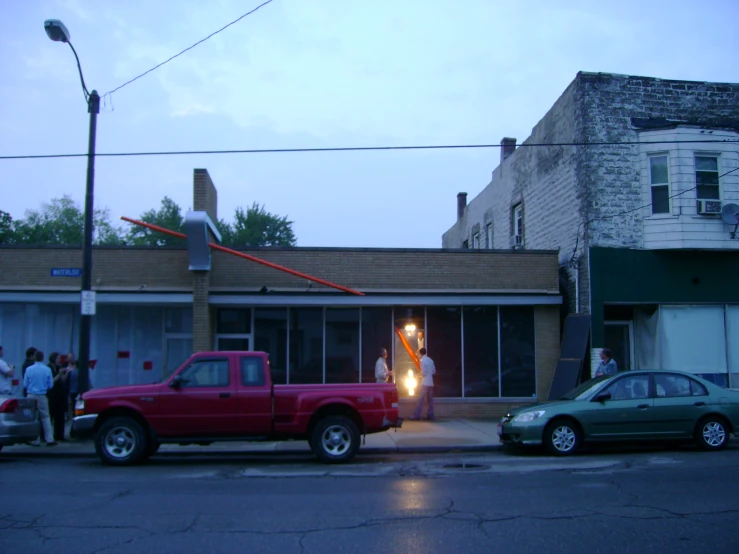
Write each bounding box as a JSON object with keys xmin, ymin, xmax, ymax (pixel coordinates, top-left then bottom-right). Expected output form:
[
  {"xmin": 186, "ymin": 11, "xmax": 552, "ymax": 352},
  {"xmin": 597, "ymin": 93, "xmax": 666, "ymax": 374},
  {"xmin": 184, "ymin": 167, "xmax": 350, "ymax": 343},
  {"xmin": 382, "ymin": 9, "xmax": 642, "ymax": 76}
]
[
  {"xmin": 697, "ymin": 200, "xmax": 722, "ymax": 215},
  {"xmin": 509, "ymin": 235, "xmax": 523, "ymax": 248}
]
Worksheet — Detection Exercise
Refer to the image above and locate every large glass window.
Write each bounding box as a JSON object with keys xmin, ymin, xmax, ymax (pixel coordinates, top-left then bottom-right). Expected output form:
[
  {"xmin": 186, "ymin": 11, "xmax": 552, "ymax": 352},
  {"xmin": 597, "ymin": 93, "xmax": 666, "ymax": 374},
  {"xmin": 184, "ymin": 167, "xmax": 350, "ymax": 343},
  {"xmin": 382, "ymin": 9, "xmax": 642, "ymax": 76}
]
[
  {"xmin": 463, "ymin": 306, "xmax": 499, "ymax": 397},
  {"xmin": 254, "ymin": 308, "xmax": 287, "ymax": 385},
  {"xmin": 289, "ymin": 308, "xmax": 323, "ymax": 384},
  {"xmin": 361, "ymin": 307, "xmax": 392, "ymax": 384},
  {"xmin": 499, "ymin": 306, "xmax": 536, "ymax": 398},
  {"xmin": 325, "ymin": 308, "xmax": 360, "ymax": 384},
  {"xmin": 216, "ymin": 308, "xmax": 251, "ymax": 334},
  {"xmin": 426, "ymin": 307, "xmax": 462, "ymax": 397},
  {"xmin": 394, "ymin": 307, "xmax": 425, "ymax": 398},
  {"xmin": 165, "ymin": 308, "xmax": 193, "ymax": 334}
]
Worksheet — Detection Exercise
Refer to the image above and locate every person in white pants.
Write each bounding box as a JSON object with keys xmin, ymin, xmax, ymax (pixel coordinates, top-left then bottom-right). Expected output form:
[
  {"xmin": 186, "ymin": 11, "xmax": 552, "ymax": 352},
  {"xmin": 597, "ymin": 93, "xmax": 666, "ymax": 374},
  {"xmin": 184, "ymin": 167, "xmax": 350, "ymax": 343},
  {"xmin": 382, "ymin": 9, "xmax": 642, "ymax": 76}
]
[{"xmin": 22, "ymin": 350, "xmax": 56, "ymax": 447}]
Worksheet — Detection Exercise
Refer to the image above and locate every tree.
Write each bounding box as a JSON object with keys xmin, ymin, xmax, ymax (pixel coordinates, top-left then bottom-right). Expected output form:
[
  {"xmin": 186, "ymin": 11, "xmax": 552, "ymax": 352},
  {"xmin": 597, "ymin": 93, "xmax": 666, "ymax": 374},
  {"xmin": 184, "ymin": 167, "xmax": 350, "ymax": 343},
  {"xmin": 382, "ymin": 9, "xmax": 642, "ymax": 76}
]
[
  {"xmin": 222, "ymin": 203, "xmax": 297, "ymax": 248},
  {"xmin": 8, "ymin": 196, "xmax": 125, "ymax": 246},
  {"xmin": 127, "ymin": 196, "xmax": 185, "ymax": 247},
  {"xmin": 0, "ymin": 210, "xmax": 13, "ymax": 244}
]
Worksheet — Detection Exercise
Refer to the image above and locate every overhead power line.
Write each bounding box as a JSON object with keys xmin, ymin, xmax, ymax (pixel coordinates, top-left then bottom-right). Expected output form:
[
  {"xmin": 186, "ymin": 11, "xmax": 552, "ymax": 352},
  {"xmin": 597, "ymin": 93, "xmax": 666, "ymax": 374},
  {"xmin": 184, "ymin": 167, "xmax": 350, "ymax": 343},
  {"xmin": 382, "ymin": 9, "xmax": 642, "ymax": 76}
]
[
  {"xmin": 103, "ymin": 0, "xmax": 275, "ymax": 98},
  {"xmin": 568, "ymin": 165, "xmax": 739, "ymax": 267},
  {"xmin": 1, "ymin": 139, "xmax": 737, "ymax": 161}
]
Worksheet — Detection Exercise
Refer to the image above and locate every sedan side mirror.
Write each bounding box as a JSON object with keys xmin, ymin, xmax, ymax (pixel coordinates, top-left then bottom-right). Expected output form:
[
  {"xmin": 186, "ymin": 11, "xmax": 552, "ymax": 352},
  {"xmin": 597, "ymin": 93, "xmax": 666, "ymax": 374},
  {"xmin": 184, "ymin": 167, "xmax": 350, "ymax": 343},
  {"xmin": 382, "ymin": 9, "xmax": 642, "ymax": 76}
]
[{"xmin": 593, "ymin": 392, "xmax": 612, "ymax": 403}]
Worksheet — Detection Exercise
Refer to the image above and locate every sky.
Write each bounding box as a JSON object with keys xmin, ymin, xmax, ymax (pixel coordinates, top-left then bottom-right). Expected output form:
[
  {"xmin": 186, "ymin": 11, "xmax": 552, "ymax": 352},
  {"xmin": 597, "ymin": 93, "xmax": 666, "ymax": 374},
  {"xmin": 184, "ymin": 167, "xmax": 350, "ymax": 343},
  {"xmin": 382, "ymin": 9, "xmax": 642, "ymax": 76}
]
[{"xmin": 1, "ymin": 0, "xmax": 738, "ymax": 248}]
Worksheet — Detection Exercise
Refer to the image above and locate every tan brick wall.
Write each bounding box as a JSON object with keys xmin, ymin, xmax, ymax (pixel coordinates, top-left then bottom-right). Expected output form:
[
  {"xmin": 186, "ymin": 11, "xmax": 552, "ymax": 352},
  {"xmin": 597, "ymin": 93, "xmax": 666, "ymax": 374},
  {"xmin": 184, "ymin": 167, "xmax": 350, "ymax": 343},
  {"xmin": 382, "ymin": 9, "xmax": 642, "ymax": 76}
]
[
  {"xmin": 535, "ymin": 304, "xmax": 560, "ymax": 401},
  {"xmin": 0, "ymin": 248, "xmax": 191, "ymax": 290},
  {"xmin": 192, "ymin": 272, "xmax": 212, "ymax": 351},
  {"xmin": 193, "ymin": 169, "xmax": 218, "ymax": 222},
  {"xmin": 209, "ymin": 249, "xmax": 560, "ymax": 292}
]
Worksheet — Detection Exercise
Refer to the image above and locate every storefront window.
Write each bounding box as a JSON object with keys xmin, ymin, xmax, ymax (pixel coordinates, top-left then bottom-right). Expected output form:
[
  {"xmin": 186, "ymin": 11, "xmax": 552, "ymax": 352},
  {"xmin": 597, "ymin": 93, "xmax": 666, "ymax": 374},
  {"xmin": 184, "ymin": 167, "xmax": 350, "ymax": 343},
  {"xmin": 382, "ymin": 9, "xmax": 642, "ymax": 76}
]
[
  {"xmin": 216, "ymin": 308, "xmax": 251, "ymax": 334},
  {"xmin": 288, "ymin": 308, "xmax": 323, "ymax": 384},
  {"xmin": 426, "ymin": 307, "xmax": 462, "ymax": 397},
  {"xmin": 325, "ymin": 308, "xmax": 360, "ymax": 383},
  {"xmin": 499, "ymin": 306, "xmax": 536, "ymax": 397},
  {"xmin": 254, "ymin": 308, "xmax": 287, "ymax": 385},
  {"xmin": 165, "ymin": 308, "xmax": 193, "ymax": 334},
  {"xmin": 463, "ymin": 306, "xmax": 499, "ymax": 397},
  {"xmin": 361, "ymin": 307, "xmax": 392, "ymax": 384},
  {"xmin": 394, "ymin": 307, "xmax": 425, "ymax": 398}
]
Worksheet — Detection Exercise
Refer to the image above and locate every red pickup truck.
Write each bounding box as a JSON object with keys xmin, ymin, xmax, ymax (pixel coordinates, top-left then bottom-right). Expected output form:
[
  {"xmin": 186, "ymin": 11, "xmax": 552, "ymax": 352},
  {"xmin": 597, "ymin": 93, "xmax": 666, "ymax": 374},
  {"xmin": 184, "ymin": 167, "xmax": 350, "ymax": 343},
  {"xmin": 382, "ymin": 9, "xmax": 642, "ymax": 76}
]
[{"xmin": 71, "ymin": 351, "xmax": 401, "ymax": 465}]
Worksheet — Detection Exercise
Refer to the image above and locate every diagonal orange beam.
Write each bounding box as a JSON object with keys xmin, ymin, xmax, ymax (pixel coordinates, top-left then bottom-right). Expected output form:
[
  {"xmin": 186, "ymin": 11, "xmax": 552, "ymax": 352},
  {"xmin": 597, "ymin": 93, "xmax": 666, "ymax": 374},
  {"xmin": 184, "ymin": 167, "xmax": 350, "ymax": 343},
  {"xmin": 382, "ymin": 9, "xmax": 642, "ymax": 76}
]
[
  {"xmin": 121, "ymin": 216, "xmax": 365, "ymax": 296},
  {"xmin": 395, "ymin": 327, "xmax": 421, "ymax": 371}
]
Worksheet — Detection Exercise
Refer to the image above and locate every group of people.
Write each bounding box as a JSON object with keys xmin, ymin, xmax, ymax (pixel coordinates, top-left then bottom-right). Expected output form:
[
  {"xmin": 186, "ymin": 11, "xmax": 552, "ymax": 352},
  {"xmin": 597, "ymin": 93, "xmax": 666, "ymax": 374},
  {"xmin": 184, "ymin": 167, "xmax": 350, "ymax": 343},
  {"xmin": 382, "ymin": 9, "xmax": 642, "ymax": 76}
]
[
  {"xmin": 375, "ymin": 346, "xmax": 437, "ymax": 421},
  {"xmin": 0, "ymin": 345, "xmax": 80, "ymax": 447}
]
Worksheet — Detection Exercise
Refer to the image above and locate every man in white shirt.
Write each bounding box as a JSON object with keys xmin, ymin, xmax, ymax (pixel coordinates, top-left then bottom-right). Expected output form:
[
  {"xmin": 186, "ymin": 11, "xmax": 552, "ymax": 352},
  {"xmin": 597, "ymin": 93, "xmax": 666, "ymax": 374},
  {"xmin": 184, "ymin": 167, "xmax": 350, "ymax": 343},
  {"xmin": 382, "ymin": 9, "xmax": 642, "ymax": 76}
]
[
  {"xmin": 410, "ymin": 348, "xmax": 436, "ymax": 421},
  {"xmin": 23, "ymin": 350, "xmax": 56, "ymax": 446},
  {"xmin": 0, "ymin": 345, "xmax": 15, "ymax": 395},
  {"xmin": 374, "ymin": 348, "xmax": 392, "ymax": 383}
]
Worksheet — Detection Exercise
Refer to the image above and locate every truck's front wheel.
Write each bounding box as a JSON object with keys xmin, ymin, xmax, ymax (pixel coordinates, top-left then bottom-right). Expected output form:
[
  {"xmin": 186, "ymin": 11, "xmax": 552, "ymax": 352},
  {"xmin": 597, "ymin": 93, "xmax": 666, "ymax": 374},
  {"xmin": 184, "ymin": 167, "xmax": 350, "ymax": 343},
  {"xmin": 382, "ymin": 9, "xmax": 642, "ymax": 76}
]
[
  {"xmin": 95, "ymin": 416, "xmax": 148, "ymax": 466},
  {"xmin": 310, "ymin": 416, "xmax": 360, "ymax": 464}
]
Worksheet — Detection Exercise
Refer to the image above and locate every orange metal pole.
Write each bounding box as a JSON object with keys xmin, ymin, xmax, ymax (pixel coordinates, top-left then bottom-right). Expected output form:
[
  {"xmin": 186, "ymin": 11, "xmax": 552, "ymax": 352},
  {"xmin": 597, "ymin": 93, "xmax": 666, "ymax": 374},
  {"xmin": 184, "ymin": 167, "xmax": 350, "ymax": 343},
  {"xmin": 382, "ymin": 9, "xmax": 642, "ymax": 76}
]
[
  {"xmin": 394, "ymin": 327, "xmax": 421, "ymax": 371},
  {"xmin": 121, "ymin": 216, "xmax": 365, "ymax": 296}
]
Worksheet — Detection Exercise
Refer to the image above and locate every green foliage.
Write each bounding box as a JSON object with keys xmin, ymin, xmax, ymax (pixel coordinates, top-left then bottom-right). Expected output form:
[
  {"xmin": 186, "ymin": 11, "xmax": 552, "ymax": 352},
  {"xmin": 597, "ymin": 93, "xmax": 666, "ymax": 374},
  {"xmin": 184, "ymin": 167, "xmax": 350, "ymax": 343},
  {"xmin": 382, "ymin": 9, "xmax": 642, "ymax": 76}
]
[
  {"xmin": 126, "ymin": 197, "xmax": 185, "ymax": 247},
  {"xmin": 222, "ymin": 202, "xmax": 297, "ymax": 248}
]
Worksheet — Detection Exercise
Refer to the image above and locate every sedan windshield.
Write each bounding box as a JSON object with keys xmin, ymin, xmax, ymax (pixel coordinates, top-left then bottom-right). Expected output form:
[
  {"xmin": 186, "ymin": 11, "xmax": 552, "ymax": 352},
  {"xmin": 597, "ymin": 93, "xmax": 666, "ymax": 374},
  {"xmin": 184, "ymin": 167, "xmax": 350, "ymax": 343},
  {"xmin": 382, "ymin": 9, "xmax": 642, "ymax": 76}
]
[{"xmin": 560, "ymin": 375, "xmax": 613, "ymax": 400}]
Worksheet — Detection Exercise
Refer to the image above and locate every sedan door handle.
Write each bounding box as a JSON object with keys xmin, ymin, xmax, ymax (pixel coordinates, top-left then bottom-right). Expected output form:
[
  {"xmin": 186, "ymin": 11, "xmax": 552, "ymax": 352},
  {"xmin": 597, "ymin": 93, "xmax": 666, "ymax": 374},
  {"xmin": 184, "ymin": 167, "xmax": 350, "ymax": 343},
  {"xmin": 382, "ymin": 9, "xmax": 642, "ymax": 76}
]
[
  {"xmin": 694, "ymin": 401, "xmax": 705, "ymax": 407},
  {"xmin": 637, "ymin": 404, "xmax": 649, "ymax": 409},
  {"xmin": 219, "ymin": 393, "xmax": 231, "ymax": 398}
]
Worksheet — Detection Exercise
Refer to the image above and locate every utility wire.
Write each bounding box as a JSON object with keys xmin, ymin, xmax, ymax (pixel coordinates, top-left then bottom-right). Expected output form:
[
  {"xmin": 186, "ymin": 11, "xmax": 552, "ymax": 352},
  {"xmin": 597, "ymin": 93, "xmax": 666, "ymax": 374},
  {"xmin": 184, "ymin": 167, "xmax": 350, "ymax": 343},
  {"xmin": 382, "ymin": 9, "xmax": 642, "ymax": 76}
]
[
  {"xmin": 568, "ymin": 165, "xmax": 739, "ymax": 267},
  {"xmin": 103, "ymin": 0, "xmax": 275, "ymax": 98},
  {"xmin": 1, "ymin": 139, "xmax": 737, "ymax": 161}
]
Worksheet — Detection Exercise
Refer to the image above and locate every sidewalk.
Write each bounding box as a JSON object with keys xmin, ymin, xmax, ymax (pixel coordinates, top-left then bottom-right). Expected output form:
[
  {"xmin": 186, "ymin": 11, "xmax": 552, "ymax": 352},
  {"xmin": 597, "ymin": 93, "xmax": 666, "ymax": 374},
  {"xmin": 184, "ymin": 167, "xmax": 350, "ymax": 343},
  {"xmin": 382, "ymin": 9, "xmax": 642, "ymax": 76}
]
[{"xmin": 2, "ymin": 418, "xmax": 503, "ymax": 458}]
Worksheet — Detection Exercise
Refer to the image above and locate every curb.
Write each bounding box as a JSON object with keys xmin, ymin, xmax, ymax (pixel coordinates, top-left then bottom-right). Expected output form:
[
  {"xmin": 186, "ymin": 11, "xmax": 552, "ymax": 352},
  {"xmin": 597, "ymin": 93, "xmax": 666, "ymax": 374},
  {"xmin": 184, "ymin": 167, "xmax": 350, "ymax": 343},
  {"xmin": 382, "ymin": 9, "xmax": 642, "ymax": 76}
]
[{"xmin": 2, "ymin": 442, "xmax": 504, "ymax": 460}]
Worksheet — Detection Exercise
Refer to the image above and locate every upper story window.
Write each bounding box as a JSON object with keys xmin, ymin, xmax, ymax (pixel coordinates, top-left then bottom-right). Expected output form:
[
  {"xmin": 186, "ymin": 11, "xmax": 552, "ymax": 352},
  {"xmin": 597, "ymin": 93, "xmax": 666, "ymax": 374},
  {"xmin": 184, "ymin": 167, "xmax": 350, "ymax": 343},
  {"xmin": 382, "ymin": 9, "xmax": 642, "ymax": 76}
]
[
  {"xmin": 513, "ymin": 204, "xmax": 523, "ymax": 237},
  {"xmin": 462, "ymin": 239, "xmax": 469, "ymax": 249},
  {"xmin": 695, "ymin": 155, "xmax": 720, "ymax": 200},
  {"xmin": 486, "ymin": 223, "xmax": 493, "ymax": 249},
  {"xmin": 472, "ymin": 233, "xmax": 480, "ymax": 249},
  {"xmin": 649, "ymin": 155, "xmax": 670, "ymax": 214}
]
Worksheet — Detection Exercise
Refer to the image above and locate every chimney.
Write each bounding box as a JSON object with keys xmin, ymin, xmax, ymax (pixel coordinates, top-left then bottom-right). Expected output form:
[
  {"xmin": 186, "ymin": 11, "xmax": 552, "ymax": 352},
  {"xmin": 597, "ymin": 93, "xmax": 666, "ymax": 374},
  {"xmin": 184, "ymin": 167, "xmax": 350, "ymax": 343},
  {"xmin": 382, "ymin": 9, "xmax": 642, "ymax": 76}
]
[
  {"xmin": 457, "ymin": 192, "xmax": 467, "ymax": 221},
  {"xmin": 500, "ymin": 137, "xmax": 517, "ymax": 163}
]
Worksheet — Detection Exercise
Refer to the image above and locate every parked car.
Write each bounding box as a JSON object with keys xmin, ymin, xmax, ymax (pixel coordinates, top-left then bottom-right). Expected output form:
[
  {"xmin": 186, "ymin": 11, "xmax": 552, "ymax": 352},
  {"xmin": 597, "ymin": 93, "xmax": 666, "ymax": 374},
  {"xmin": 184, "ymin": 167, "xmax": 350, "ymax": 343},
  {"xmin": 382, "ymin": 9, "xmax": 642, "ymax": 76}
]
[
  {"xmin": 72, "ymin": 351, "xmax": 402, "ymax": 466},
  {"xmin": 498, "ymin": 370, "xmax": 739, "ymax": 455},
  {"xmin": 0, "ymin": 394, "xmax": 40, "ymax": 451}
]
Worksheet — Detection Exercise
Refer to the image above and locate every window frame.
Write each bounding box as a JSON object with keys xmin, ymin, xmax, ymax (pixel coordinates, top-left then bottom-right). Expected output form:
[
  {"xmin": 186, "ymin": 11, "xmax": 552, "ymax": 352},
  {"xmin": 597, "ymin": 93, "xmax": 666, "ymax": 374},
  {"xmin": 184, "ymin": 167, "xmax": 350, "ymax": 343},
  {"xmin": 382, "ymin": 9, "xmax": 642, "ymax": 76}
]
[
  {"xmin": 472, "ymin": 233, "xmax": 480, "ymax": 249},
  {"xmin": 486, "ymin": 223, "xmax": 493, "ymax": 249},
  {"xmin": 694, "ymin": 154, "xmax": 721, "ymax": 201},
  {"xmin": 648, "ymin": 154, "xmax": 671, "ymax": 215}
]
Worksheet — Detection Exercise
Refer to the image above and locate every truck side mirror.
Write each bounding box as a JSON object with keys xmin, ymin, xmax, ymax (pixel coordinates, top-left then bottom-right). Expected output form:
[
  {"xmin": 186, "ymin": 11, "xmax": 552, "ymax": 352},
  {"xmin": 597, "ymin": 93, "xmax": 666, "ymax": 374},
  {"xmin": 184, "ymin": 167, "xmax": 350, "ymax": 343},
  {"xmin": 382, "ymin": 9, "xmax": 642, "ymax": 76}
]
[{"xmin": 169, "ymin": 375, "xmax": 183, "ymax": 388}]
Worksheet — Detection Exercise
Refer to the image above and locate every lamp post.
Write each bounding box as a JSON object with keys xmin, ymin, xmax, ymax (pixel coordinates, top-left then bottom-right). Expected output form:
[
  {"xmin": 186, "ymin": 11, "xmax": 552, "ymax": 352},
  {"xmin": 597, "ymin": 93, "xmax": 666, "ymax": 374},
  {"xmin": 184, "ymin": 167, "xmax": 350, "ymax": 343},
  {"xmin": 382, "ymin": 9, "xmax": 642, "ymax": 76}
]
[{"xmin": 45, "ymin": 19, "xmax": 98, "ymax": 394}]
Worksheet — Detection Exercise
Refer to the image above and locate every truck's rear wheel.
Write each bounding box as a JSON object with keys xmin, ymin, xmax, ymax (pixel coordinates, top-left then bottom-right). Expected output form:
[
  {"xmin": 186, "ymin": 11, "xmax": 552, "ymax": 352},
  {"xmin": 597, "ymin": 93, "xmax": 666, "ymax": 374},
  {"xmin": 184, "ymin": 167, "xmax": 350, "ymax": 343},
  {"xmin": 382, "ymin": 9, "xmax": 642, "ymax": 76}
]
[
  {"xmin": 310, "ymin": 416, "xmax": 360, "ymax": 464},
  {"xmin": 95, "ymin": 416, "xmax": 148, "ymax": 466}
]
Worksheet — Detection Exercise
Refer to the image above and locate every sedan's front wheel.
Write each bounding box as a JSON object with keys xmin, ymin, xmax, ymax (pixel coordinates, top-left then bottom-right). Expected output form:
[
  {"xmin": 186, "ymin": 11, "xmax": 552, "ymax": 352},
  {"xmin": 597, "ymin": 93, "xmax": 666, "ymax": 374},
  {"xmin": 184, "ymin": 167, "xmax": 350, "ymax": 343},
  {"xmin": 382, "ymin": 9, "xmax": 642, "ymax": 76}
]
[
  {"xmin": 695, "ymin": 416, "xmax": 729, "ymax": 451},
  {"xmin": 544, "ymin": 419, "xmax": 581, "ymax": 456}
]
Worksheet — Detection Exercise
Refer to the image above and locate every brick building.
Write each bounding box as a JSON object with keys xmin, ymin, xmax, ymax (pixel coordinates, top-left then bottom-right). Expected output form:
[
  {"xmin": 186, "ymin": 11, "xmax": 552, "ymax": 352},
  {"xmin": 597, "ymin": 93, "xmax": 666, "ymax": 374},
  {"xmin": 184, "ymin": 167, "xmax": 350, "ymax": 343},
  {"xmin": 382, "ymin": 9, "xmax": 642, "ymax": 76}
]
[
  {"xmin": 0, "ymin": 170, "xmax": 562, "ymax": 419},
  {"xmin": 443, "ymin": 71, "xmax": 739, "ymax": 387}
]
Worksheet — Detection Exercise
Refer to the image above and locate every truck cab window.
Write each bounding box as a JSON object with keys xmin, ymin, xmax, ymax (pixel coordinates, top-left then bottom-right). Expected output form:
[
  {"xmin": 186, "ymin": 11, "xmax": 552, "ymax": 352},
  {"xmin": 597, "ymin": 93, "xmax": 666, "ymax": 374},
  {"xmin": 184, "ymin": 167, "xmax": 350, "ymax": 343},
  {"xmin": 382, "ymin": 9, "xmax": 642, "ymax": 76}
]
[
  {"xmin": 241, "ymin": 357, "xmax": 265, "ymax": 387},
  {"xmin": 180, "ymin": 359, "xmax": 230, "ymax": 387}
]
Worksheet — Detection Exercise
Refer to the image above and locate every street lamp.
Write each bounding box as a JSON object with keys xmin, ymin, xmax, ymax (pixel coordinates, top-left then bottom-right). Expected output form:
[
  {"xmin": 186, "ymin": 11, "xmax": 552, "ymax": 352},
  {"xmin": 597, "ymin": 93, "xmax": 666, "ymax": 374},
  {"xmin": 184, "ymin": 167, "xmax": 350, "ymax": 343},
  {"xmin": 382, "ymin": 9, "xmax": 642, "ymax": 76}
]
[{"xmin": 45, "ymin": 19, "xmax": 99, "ymax": 394}]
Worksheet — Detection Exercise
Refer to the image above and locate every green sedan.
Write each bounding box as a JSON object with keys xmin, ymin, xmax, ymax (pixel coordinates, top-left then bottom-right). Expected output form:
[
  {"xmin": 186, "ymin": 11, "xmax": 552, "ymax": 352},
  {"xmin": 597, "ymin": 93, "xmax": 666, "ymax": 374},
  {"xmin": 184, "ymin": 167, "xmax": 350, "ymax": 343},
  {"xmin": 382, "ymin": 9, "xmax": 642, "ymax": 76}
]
[{"xmin": 498, "ymin": 370, "xmax": 739, "ymax": 455}]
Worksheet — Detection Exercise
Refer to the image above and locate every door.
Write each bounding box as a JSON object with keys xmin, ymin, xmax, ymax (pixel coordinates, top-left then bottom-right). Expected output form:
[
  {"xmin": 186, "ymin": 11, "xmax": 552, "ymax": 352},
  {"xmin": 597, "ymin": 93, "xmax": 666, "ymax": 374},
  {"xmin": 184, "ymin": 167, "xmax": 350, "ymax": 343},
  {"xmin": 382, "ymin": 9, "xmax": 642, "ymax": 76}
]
[
  {"xmin": 237, "ymin": 355, "xmax": 273, "ymax": 435},
  {"xmin": 604, "ymin": 322, "xmax": 633, "ymax": 371},
  {"xmin": 155, "ymin": 357, "xmax": 239, "ymax": 437},
  {"xmin": 579, "ymin": 374, "xmax": 655, "ymax": 440},
  {"xmin": 650, "ymin": 373, "xmax": 710, "ymax": 438}
]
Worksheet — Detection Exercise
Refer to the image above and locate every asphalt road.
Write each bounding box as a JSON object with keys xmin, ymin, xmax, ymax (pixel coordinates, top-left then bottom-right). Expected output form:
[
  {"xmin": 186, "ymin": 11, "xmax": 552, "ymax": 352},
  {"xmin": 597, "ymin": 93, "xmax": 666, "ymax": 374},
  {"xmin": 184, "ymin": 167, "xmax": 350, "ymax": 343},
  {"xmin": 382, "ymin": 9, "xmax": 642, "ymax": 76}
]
[{"xmin": 2, "ymin": 445, "xmax": 739, "ymax": 554}]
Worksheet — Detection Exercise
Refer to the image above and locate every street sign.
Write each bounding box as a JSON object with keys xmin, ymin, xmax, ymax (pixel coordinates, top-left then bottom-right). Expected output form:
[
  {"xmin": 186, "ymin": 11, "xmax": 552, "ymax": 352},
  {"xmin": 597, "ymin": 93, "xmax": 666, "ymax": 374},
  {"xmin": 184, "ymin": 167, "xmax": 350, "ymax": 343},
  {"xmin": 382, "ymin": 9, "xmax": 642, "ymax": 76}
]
[
  {"xmin": 51, "ymin": 268, "xmax": 82, "ymax": 277},
  {"xmin": 81, "ymin": 290, "xmax": 96, "ymax": 315}
]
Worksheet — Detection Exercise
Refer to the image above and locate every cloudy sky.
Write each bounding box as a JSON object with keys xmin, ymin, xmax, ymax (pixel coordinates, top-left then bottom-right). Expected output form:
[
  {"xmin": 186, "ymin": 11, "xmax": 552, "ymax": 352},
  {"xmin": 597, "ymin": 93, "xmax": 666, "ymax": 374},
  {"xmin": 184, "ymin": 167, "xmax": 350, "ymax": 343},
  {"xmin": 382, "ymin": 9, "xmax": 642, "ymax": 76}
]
[{"xmin": 1, "ymin": 0, "xmax": 737, "ymax": 247}]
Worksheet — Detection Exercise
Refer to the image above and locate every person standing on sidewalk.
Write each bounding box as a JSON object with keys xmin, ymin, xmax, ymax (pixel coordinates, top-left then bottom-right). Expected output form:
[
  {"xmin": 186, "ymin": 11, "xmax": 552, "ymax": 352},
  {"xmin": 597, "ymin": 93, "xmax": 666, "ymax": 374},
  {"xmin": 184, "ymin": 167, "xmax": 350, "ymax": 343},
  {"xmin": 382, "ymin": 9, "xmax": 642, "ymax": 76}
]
[
  {"xmin": 410, "ymin": 348, "xmax": 436, "ymax": 421},
  {"xmin": 21, "ymin": 346, "xmax": 37, "ymax": 397},
  {"xmin": 375, "ymin": 348, "xmax": 393, "ymax": 383},
  {"xmin": 23, "ymin": 350, "xmax": 56, "ymax": 447},
  {"xmin": 0, "ymin": 345, "xmax": 15, "ymax": 396},
  {"xmin": 47, "ymin": 352, "xmax": 69, "ymax": 442},
  {"xmin": 594, "ymin": 348, "xmax": 618, "ymax": 377},
  {"xmin": 66, "ymin": 353, "xmax": 79, "ymax": 421}
]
